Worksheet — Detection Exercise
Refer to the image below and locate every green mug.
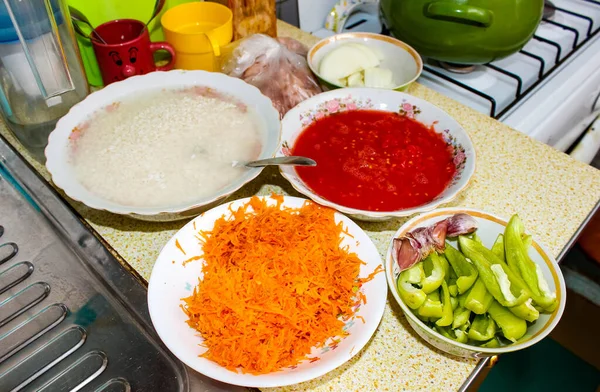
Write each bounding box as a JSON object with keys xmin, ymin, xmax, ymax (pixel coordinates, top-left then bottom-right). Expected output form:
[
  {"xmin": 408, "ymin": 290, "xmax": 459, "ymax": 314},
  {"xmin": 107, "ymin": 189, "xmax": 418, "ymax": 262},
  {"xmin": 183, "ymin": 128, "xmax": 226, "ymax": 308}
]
[{"xmin": 68, "ymin": 0, "xmax": 194, "ymax": 87}]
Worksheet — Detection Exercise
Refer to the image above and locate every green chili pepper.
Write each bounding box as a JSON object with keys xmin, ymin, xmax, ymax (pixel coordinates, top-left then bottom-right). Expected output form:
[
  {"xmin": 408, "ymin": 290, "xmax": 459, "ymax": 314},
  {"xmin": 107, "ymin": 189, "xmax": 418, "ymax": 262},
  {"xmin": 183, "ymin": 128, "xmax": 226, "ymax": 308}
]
[
  {"xmin": 488, "ymin": 300, "xmax": 527, "ymax": 342},
  {"xmin": 468, "ymin": 314, "xmax": 497, "ymax": 341},
  {"xmin": 454, "ymin": 329, "xmax": 469, "ymax": 343},
  {"xmin": 450, "ymin": 296, "xmax": 458, "ymax": 311},
  {"xmin": 543, "ymin": 300, "xmax": 558, "ymax": 313},
  {"xmin": 421, "ymin": 254, "xmax": 445, "ymax": 294},
  {"xmin": 415, "ymin": 313, "xmax": 430, "ymax": 323},
  {"xmin": 464, "ymin": 232, "xmax": 483, "ymax": 244},
  {"xmin": 444, "ymin": 243, "xmax": 478, "ymax": 294},
  {"xmin": 458, "ymin": 291, "xmax": 468, "ymax": 308},
  {"xmin": 522, "ymin": 234, "xmax": 532, "ymax": 250},
  {"xmin": 491, "ymin": 234, "xmax": 505, "ymax": 261},
  {"xmin": 490, "ymin": 264, "xmax": 530, "ymax": 306},
  {"xmin": 447, "ymin": 273, "xmax": 458, "ymax": 297},
  {"xmin": 438, "ymin": 252, "xmax": 451, "ymax": 280},
  {"xmin": 435, "ymin": 326, "xmax": 452, "ymax": 340},
  {"xmin": 480, "ymin": 337, "xmax": 501, "ymax": 348},
  {"xmin": 435, "ymin": 281, "xmax": 454, "ymax": 327},
  {"xmin": 446, "ymin": 258, "xmax": 457, "ymax": 281},
  {"xmin": 449, "ymin": 284, "xmax": 459, "ymax": 297},
  {"xmin": 417, "ymin": 290, "xmax": 443, "ymax": 318},
  {"xmin": 436, "ymin": 326, "xmax": 468, "ymax": 343},
  {"xmin": 464, "ymin": 278, "xmax": 494, "ymax": 314},
  {"xmin": 504, "ymin": 215, "xmax": 557, "ymax": 310},
  {"xmin": 459, "ymin": 236, "xmax": 530, "ymax": 308},
  {"xmin": 509, "ymin": 298, "xmax": 540, "ymax": 322},
  {"xmin": 397, "ymin": 264, "xmax": 427, "ymax": 309},
  {"xmin": 452, "ymin": 306, "xmax": 471, "ymax": 330}
]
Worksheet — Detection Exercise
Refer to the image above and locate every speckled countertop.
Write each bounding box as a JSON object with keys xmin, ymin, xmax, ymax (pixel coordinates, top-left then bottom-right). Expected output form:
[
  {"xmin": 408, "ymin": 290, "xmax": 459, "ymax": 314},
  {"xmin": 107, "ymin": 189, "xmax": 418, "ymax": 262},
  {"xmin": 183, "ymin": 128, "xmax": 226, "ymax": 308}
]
[{"xmin": 2, "ymin": 20, "xmax": 600, "ymax": 392}]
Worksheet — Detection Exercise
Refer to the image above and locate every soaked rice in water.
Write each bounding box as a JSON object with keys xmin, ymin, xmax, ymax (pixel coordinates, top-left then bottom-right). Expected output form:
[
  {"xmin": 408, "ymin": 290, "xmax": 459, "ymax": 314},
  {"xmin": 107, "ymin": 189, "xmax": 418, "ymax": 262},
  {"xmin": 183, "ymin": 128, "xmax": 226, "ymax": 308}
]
[{"xmin": 69, "ymin": 88, "xmax": 263, "ymax": 208}]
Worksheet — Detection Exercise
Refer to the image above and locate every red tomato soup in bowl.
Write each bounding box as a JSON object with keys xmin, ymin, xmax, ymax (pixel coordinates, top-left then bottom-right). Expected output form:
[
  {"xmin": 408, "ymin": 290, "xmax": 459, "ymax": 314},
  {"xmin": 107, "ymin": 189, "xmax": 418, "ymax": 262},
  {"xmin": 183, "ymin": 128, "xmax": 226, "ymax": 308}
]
[
  {"xmin": 278, "ymin": 89, "xmax": 476, "ymax": 220},
  {"xmin": 292, "ymin": 110, "xmax": 456, "ymax": 212}
]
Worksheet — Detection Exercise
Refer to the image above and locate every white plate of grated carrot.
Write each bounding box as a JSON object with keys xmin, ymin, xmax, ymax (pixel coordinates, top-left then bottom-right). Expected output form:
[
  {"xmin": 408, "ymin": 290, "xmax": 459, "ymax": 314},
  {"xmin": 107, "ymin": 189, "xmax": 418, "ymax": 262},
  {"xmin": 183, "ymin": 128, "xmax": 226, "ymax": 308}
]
[{"xmin": 148, "ymin": 195, "xmax": 387, "ymax": 388}]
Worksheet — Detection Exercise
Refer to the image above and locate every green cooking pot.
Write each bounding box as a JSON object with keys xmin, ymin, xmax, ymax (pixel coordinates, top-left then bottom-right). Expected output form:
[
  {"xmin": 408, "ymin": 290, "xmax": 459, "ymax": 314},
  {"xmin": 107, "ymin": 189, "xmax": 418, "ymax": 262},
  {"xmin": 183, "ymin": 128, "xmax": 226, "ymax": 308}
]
[{"xmin": 379, "ymin": 0, "xmax": 544, "ymax": 65}]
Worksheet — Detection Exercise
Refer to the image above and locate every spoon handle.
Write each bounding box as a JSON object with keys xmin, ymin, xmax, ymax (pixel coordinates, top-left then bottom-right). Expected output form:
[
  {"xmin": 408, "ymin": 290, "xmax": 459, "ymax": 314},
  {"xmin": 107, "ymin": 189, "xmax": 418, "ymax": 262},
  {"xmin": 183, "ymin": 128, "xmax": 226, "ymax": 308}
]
[
  {"xmin": 245, "ymin": 156, "xmax": 317, "ymax": 167},
  {"xmin": 71, "ymin": 21, "xmax": 88, "ymax": 39},
  {"xmin": 69, "ymin": 6, "xmax": 108, "ymax": 44}
]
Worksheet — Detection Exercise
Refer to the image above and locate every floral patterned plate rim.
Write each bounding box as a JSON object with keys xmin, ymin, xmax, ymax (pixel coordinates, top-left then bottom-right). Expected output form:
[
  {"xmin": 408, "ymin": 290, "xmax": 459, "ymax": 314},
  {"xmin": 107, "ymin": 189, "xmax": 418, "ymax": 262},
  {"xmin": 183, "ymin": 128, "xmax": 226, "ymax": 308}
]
[
  {"xmin": 278, "ymin": 87, "xmax": 476, "ymax": 221},
  {"xmin": 147, "ymin": 196, "xmax": 387, "ymax": 388}
]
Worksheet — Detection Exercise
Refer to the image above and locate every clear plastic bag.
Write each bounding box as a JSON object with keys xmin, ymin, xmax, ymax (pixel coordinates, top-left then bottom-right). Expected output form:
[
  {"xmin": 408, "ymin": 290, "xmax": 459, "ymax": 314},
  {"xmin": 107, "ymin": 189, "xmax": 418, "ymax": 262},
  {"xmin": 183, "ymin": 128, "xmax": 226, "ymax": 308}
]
[{"xmin": 221, "ymin": 34, "xmax": 322, "ymax": 117}]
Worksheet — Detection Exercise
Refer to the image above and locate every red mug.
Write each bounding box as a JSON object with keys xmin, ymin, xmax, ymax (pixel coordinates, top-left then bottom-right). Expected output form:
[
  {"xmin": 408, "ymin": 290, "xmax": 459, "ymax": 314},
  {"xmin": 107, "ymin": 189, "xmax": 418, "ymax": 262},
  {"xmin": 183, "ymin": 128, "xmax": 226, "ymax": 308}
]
[{"xmin": 91, "ymin": 19, "xmax": 176, "ymax": 85}]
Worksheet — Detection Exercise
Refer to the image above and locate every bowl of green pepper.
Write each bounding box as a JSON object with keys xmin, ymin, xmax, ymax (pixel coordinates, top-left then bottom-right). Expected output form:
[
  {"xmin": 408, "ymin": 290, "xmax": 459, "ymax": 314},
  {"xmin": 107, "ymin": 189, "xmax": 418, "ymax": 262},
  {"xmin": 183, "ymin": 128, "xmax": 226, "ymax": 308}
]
[{"xmin": 385, "ymin": 207, "xmax": 566, "ymax": 358}]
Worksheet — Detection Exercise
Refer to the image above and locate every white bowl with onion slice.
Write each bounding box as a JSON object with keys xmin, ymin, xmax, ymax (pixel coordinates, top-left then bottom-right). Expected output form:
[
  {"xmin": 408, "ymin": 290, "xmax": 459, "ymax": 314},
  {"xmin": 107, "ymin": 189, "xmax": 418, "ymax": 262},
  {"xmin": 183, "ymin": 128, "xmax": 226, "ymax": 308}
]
[{"xmin": 308, "ymin": 32, "xmax": 423, "ymax": 91}]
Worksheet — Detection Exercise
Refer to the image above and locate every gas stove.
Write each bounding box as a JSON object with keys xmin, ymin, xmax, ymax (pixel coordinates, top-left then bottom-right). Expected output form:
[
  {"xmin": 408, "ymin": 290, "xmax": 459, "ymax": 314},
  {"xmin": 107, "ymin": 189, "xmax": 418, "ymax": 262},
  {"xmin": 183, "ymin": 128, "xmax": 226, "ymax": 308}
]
[
  {"xmin": 416, "ymin": 0, "xmax": 600, "ymax": 146},
  {"xmin": 295, "ymin": 0, "xmax": 600, "ymax": 163}
]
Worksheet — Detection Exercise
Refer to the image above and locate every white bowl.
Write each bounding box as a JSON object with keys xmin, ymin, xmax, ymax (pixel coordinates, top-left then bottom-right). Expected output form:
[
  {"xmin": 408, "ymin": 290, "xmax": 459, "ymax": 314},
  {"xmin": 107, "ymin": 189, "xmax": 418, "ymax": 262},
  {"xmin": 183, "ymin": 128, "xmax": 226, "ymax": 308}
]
[
  {"xmin": 45, "ymin": 70, "xmax": 281, "ymax": 222},
  {"xmin": 307, "ymin": 32, "xmax": 423, "ymax": 91},
  {"xmin": 278, "ymin": 88, "xmax": 476, "ymax": 221},
  {"xmin": 147, "ymin": 196, "xmax": 387, "ymax": 388},
  {"xmin": 385, "ymin": 208, "xmax": 567, "ymax": 358}
]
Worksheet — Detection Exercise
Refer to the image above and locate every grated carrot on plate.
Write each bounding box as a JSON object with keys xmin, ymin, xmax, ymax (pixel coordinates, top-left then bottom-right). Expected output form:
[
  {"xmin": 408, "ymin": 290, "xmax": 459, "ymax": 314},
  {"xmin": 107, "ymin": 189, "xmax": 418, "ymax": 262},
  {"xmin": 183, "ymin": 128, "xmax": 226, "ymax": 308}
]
[{"xmin": 181, "ymin": 195, "xmax": 381, "ymax": 374}]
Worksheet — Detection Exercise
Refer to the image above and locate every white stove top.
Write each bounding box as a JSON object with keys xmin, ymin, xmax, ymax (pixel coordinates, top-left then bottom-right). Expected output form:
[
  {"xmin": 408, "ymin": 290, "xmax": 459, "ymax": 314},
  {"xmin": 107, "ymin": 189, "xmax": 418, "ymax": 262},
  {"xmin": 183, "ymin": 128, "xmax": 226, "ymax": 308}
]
[
  {"xmin": 419, "ymin": 0, "xmax": 600, "ymax": 118},
  {"xmin": 408, "ymin": 0, "xmax": 600, "ymax": 155},
  {"xmin": 296, "ymin": 0, "xmax": 600, "ymax": 161}
]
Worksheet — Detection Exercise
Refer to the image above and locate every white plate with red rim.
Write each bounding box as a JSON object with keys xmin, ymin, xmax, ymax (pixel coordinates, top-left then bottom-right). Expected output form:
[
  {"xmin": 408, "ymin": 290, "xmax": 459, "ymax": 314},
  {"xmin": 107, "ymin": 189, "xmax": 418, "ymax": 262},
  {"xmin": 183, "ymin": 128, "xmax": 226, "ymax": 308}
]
[{"xmin": 147, "ymin": 195, "xmax": 387, "ymax": 388}]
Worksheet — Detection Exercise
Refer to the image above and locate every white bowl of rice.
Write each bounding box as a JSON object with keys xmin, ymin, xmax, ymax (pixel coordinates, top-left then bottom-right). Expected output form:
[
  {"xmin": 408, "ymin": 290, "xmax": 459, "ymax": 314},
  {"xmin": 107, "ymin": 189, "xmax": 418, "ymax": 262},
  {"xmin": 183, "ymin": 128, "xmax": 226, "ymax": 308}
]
[{"xmin": 45, "ymin": 70, "xmax": 281, "ymax": 221}]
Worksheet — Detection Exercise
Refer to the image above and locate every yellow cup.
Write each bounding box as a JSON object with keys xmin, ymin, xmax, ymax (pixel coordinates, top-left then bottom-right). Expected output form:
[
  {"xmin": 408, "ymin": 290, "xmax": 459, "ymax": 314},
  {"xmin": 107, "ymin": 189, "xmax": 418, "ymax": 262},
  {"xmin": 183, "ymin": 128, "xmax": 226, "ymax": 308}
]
[{"xmin": 161, "ymin": 2, "xmax": 233, "ymax": 71}]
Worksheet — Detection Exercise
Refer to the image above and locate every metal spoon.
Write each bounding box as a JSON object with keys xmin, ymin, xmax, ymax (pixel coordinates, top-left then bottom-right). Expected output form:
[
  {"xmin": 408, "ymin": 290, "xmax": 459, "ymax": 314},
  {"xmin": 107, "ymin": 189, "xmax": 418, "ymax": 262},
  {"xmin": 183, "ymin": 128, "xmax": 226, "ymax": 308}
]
[
  {"xmin": 69, "ymin": 6, "xmax": 108, "ymax": 44},
  {"xmin": 235, "ymin": 156, "xmax": 317, "ymax": 168},
  {"xmin": 145, "ymin": 0, "xmax": 166, "ymax": 32}
]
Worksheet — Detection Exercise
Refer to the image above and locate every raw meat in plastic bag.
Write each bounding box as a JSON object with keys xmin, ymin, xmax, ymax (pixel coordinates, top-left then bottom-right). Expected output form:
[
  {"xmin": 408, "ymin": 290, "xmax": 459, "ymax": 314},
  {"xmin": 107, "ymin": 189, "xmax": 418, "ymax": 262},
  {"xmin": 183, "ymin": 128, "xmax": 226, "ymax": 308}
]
[{"xmin": 221, "ymin": 34, "xmax": 322, "ymax": 117}]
